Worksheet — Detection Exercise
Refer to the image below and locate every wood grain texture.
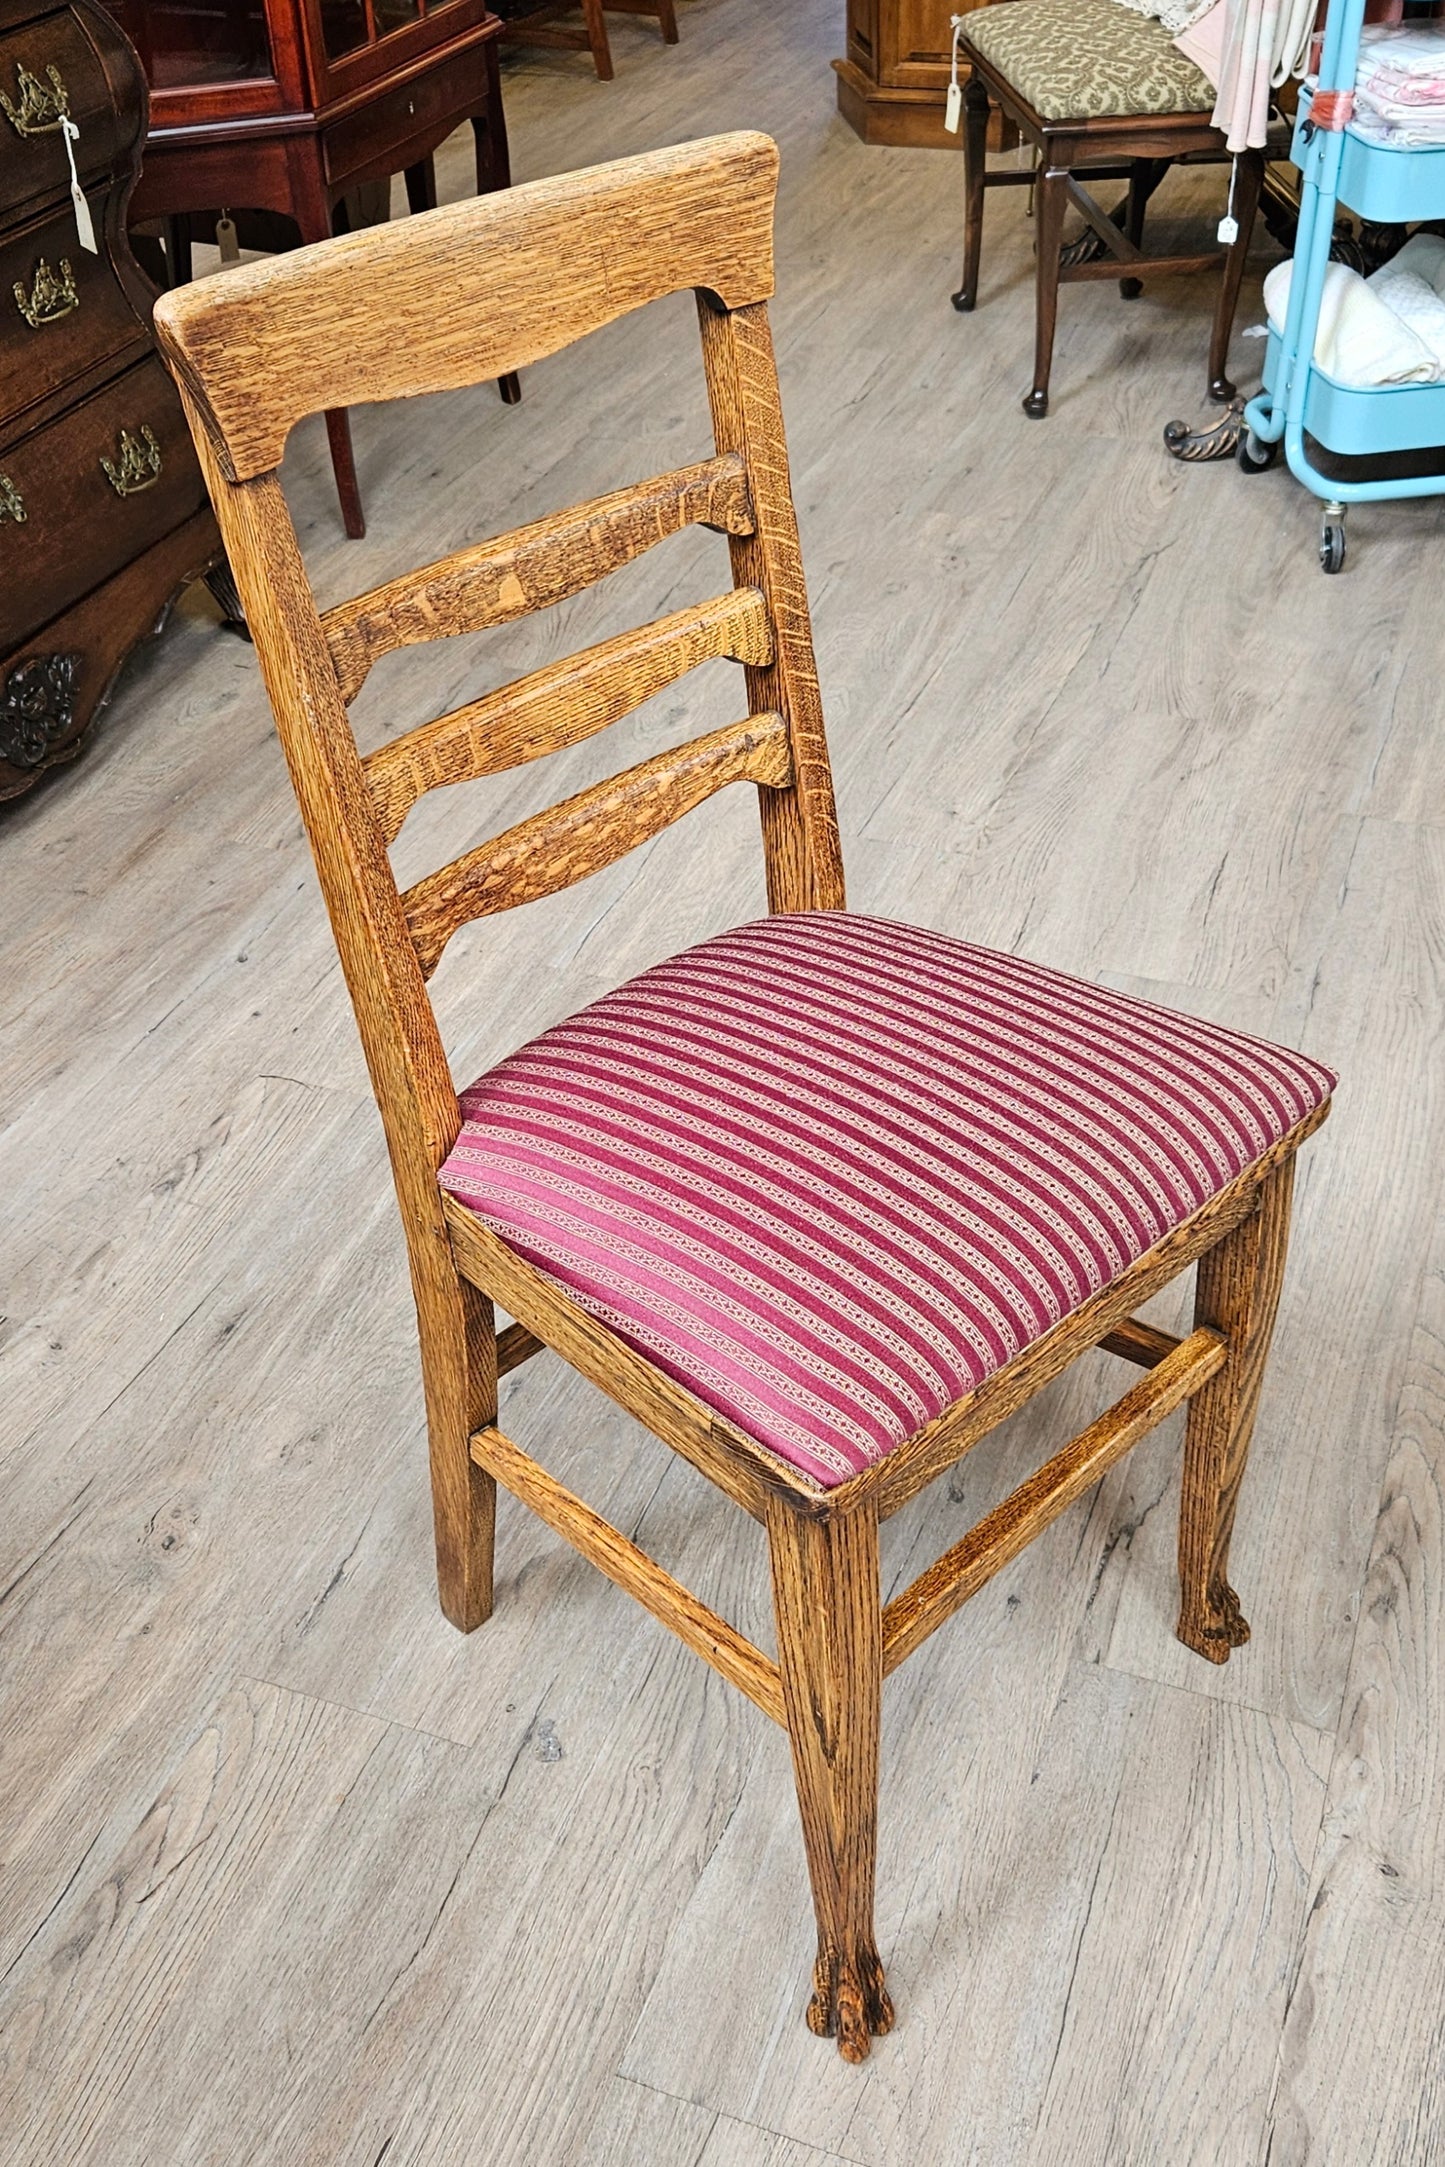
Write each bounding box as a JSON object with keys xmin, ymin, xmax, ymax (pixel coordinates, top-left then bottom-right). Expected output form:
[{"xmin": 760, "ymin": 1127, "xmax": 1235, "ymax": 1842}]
[
  {"xmin": 577, "ymin": 2079, "xmax": 864, "ymax": 2167},
  {"xmin": 1098, "ymin": 1316, "xmax": 1182, "ymax": 1368},
  {"xmin": 767, "ymin": 1496, "xmax": 892, "ymax": 2063},
  {"xmin": 152, "ymin": 132, "xmax": 781, "ymax": 482},
  {"xmin": 1177, "ymin": 1159, "xmax": 1296, "ymax": 1664},
  {"xmin": 365, "ymin": 585, "xmax": 773, "ymax": 843},
  {"xmin": 401, "ymin": 709, "xmax": 792, "ymax": 973},
  {"xmin": 881, "ymin": 1327, "xmax": 1226, "ymax": 1677},
  {"xmin": 1264, "ymin": 1221, "xmax": 1445, "ymax": 2167},
  {"xmin": 699, "ymin": 298, "xmax": 847, "ymax": 915},
  {"xmin": 170, "ymin": 401, "xmax": 496, "ymax": 1633},
  {"xmin": 1103, "ymin": 832, "xmax": 1445, "ymax": 1731},
  {"xmin": 326, "ymin": 455, "xmax": 757, "ymax": 702},
  {"xmin": 471, "ymin": 1421, "xmax": 785, "ymax": 1723}
]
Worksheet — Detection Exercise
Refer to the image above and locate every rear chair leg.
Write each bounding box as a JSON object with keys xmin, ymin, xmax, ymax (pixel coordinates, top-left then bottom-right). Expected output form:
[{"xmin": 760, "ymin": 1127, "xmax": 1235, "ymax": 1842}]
[
  {"xmin": 1024, "ymin": 163, "xmax": 1067, "ymax": 418},
  {"xmin": 1177, "ymin": 1156, "xmax": 1296, "ymax": 1662},
  {"xmin": 1207, "ymin": 146, "xmax": 1266, "ymax": 403},
  {"xmin": 952, "ymin": 73, "xmax": 991, "ymax": 313},
  {"xmin": 767, "ymin": 1496, "xmax": 892, "ymax": 2062},
  {"xmin": 420, "ymin": 1264, "xmax": 498, "ymax": 1631}
]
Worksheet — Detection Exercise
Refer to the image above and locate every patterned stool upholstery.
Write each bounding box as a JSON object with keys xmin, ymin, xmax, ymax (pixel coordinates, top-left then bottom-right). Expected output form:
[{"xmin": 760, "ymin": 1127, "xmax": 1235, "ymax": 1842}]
[
  {"xmin": 440, "ymin": 912, "xmax": 1334, "ymax": 1489},
  {"xmin": 963, "ymin": 0, "xmax": 1215, "ymax": 120}
]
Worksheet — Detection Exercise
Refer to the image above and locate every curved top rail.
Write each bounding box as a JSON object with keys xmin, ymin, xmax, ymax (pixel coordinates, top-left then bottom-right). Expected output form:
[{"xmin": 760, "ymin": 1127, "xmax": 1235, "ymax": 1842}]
[{"xmin": 154, "ymin": 131, "xmax": 780, "ymax": 483}]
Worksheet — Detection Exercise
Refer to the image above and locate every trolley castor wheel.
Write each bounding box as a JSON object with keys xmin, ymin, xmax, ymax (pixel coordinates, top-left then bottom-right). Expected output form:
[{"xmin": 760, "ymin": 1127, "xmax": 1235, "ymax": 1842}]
[
  {"xmin": 951, "ymin": 287, "xmax": 976, "ymax": 312},
  {"xmin": 1237, "ymin": 428, "xmax": 1278, "ymax": 473},
  {"xmin": 1319, "ymin": 509, "xmax": 1347, "ymax": 573},
  {"xmin": 1023, "ymin": 389, "xmax": 1048, "ymax": 418}
]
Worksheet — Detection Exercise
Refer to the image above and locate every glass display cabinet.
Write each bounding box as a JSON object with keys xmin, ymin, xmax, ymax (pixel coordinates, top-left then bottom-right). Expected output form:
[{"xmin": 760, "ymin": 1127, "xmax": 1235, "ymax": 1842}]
[{"xmin": 116, "ymin": 0, "xmax": 513, "ymax": 535}]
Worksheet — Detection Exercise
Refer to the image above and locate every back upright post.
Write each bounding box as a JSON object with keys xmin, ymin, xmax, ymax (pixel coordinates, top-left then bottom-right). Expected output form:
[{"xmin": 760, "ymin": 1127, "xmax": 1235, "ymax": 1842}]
[{"xmin": 697, "ymin": 298, "xmax": 847, "ymax": 914}]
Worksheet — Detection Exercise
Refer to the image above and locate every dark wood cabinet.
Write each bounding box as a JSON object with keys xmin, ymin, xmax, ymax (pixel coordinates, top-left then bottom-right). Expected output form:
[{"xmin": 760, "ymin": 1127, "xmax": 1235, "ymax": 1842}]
[
  {"xmin": 0, "ymin": 0, "xmax": 222, "ymax": 800},
  {"xmin": 835, "ymin": 0, "xmax": 994, "ymax": 148},
  {"xmin": 116, "ymin": 0, "xmax": 513, "ymax": 538}
]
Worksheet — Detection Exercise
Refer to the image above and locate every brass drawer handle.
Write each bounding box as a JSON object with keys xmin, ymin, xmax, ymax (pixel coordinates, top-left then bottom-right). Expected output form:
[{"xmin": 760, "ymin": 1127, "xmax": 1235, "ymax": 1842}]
[
  {"xmin": 0, "ymin": 472, "xmax": 25, "ymax": 524},
  {"xmin": 0, "ymin": 60, "xmax": 69, "ymax": 136},
  {"xmin": 100, "ymin": 425, "xmax": 161, "ymax": 497},
  {"xmin": 14, "ymin": 256, "xmax": 78, "ymax": 327}
]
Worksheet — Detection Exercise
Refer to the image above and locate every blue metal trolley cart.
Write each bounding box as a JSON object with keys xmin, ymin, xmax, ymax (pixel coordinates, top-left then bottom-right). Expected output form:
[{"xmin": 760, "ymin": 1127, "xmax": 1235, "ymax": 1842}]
[{"xmin": 1241, "ymin": 0, "xmax": 1445, "ymax": 570}]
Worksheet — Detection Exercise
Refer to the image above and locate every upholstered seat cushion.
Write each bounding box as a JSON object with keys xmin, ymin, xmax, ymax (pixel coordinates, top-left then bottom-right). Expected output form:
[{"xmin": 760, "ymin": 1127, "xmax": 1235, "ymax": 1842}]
[
  {"xmin": 439, "ymin": 914, "xmax": 1333, "ymax": 1490},
  {"xmin": 962, "ymin": 0, "xmax": 1215, "ymax": 120}
]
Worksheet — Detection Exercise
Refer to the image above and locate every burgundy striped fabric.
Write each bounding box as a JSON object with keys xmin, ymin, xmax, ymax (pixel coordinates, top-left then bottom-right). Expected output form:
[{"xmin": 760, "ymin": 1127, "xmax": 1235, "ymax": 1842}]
[{"xmin": 439, "ymin": 914, "xmax": 1334, "ymax": 1489}]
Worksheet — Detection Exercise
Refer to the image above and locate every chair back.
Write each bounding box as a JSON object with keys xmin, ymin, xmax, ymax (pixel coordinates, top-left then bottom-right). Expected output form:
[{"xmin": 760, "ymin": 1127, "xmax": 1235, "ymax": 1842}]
[{"xmin": 153, "ymin": 133, "xmax": 845, "ymax": 1227}]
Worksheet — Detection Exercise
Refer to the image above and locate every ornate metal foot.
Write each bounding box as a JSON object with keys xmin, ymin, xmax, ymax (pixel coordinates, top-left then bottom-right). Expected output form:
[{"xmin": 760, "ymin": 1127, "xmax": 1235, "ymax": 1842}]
[
  {"xmin": 1177, "ymin": 1579, "xmax": 1251, "ymax": 1664},
  {"xmin": 807, "ymin": 1945, "xmax": 895, "ymax": 2063},
  {"xmin": 1163, "ymin": 395, "xmax": 1246, "ymax": 462}
]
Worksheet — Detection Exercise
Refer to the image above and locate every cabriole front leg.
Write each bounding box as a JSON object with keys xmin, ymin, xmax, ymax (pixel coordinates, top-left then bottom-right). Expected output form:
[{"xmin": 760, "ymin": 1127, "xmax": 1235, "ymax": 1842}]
[
  {"xmin": 1177, "ymin": 1155, "xmax": 1296, "ymax": 1661},
  {"xmin": 767, "ymin": 1494, "xmax": 892, "ymax": 2061}
]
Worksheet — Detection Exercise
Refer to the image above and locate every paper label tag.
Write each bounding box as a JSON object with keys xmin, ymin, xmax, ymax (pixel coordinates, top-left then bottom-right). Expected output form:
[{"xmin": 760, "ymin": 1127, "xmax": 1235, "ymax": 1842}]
[
  {"xmin": 1217, "ymin": 214, "xmax": 1239, "ymax": 245},
  {"xmin": 945, "ymin": 79, "xmax": 962, "ymax": 132},
  {"xmin": 60, "ymin": 117, "xmax": 97, "ymax": 254},
  {"xmin": 216, "ymin": 213, "xmax": 240, "ymax": 263}
]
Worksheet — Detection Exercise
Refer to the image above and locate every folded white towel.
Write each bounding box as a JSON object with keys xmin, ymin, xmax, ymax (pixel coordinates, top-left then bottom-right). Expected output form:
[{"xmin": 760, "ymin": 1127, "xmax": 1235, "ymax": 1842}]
[
  {"xmin": 1368, "ymin": 260, "xmax": 1445, "ymax": 370},
  {"xmin": 1263, "ymin": 258, "xmax": 1440, "ymax": 383},
  {"xmin": 1388, "ymin": 231, "xmax": 1445, "ymax": 294}
]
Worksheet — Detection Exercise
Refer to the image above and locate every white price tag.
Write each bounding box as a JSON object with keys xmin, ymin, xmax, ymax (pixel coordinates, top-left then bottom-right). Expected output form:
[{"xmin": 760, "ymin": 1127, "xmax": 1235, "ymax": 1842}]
[
  {"xmin": 945, "ymin": 12, "xmax": 966, "ymax": 132},
  {"xmin": 1217, "ymin": 214, "xmax": 1239, "ymax": 245},
  {"xmin": 60, "ymin": 116, "xmax": 97, "ymax": 254}
]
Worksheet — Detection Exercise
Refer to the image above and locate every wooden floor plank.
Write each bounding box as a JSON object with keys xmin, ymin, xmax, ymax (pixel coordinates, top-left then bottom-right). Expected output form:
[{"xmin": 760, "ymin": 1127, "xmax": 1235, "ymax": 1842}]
[
  {"xmin": 1103, "ymin": 822, "xmax": 1445, "ymax": 1732},
  {"xmin": 1263, "ymin": 1213, "xmax": 1445, "ymax": 2167}
]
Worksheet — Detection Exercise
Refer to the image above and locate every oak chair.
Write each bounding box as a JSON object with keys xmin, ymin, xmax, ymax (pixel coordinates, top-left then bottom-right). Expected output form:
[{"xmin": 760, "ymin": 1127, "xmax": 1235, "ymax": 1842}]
[{"xmin": 153, "ymin": 133, "xmax": 1335, "ymax": 2062}]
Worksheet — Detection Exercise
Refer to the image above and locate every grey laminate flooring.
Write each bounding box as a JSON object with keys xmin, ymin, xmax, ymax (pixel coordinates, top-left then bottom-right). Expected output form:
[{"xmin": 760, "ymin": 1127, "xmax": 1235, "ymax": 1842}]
[{"xmin": 3, "ymin": 1, "xmax": 1441, "ymax": 2160}]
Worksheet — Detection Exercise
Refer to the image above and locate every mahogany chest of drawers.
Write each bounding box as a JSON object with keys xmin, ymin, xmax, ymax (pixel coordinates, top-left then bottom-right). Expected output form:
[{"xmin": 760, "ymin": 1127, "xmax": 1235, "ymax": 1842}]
[{"xmin": 0, "ymin": 0, "xmax": 222, "ymax": 799}]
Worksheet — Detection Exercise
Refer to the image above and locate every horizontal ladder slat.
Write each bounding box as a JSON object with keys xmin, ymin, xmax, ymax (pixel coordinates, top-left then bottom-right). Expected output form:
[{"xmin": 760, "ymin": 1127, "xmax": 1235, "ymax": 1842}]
[
  {"xmin": 881, "ymin": 1327, "xmax": 1226, "ymax": 1678},
  {"xmin": 469, "ymin": 1422, "xmax": 785, "ymax": 1725},
  {"xmin": 497, "ymin": 1321, "xmax": 545, "ymax": 1377},
  {"xmin": 403, "ymin": 710, "xmax": 791, "ymax": 975},
  {"xmin": 1098, "ymin": 1315, "xmax": 1182, "ymax": 1369},
  {"xmin": 364, "ymin": 587, "xmax": 773, "ymax": 845},
  {"xmin": 324, "ymin": 454, "xmax": 756, "ymax": 702}
]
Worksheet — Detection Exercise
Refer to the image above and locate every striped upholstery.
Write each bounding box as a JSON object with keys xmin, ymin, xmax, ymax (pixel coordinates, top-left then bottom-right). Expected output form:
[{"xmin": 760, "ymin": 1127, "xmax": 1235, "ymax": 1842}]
[{"xmin": 439, "ymin": 914, "xmax": 1334, "ymax": 1489}]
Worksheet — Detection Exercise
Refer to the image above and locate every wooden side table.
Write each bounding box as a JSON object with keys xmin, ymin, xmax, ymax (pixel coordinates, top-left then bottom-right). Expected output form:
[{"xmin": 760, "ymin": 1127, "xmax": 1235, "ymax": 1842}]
[
  {"xmin": 118, "ymin": 0, "xmax": 515, "ymax": 539},
  {"xmin": 835, "ymin": 0, "xmax": 995, "ymax": 148}
]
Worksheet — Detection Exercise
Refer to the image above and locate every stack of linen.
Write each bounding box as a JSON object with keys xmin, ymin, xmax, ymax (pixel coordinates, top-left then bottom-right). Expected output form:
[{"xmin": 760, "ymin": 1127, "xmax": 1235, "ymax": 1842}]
[
  {"xmin": 1354, "ymin": 23, "xmax": 1445, "ymax": 145},
  {"xmin": 1264, "ymin": 233, "xmax": 1445, "ymax": 385}
]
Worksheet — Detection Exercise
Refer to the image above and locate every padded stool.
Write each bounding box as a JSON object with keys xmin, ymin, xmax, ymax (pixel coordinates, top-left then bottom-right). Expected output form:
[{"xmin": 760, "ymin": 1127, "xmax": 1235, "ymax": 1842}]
[{"xmin": 954, "ymin": 0, "xmax": 1268, "ymax": 418}]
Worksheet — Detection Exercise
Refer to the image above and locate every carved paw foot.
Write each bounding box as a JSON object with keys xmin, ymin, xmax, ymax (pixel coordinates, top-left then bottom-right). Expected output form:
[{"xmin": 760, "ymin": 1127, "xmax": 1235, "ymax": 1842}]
[
  {"xmin": 1177, "ymin": 1581, "xmax": 1251, "ymax": 1664},
  {"xmin": 806, "ymin": 1945, "xmax": 895, "ymax": 2063}
]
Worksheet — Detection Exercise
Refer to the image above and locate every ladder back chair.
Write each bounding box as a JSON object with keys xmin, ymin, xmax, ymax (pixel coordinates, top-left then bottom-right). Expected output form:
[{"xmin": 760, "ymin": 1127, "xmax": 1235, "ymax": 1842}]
[{"xmin": 154, "ymin": 134, "xmax": 1336, "ymax": 2063}]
